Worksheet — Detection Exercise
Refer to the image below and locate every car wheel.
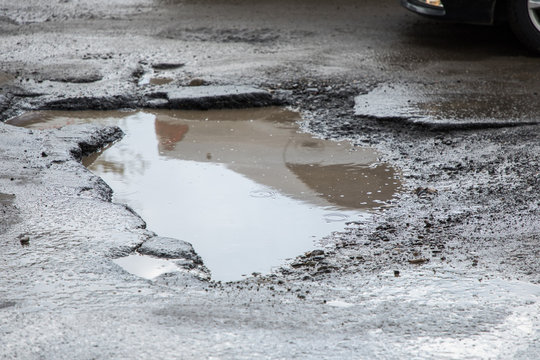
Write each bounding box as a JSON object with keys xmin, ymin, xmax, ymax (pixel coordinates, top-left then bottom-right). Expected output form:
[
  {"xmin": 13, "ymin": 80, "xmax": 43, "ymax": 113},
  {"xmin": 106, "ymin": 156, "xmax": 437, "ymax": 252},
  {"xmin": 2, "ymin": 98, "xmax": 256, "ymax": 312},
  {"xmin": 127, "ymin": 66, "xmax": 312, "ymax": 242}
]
[{"xmin": 508, "ymin": 0, "xmax": 540, "ymax": 52}]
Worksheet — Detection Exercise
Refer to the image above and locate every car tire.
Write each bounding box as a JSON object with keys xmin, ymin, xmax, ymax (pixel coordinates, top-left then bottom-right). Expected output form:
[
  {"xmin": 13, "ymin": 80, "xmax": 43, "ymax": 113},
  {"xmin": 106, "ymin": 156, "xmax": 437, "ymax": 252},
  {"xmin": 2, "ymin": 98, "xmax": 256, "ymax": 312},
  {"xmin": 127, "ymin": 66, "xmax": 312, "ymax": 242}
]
[{"xmin": 508, "ymin": 0, "xmax": 540, "ymax": 52}]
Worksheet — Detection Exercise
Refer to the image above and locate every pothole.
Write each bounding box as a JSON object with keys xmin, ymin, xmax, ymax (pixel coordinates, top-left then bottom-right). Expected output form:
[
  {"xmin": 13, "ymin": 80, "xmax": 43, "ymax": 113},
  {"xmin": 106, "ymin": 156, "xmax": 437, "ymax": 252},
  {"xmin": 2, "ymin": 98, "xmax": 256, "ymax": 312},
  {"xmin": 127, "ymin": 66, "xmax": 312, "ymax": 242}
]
[{"xmin": 8, "ymin": 107, "xmax": 402, "ymax": 281}]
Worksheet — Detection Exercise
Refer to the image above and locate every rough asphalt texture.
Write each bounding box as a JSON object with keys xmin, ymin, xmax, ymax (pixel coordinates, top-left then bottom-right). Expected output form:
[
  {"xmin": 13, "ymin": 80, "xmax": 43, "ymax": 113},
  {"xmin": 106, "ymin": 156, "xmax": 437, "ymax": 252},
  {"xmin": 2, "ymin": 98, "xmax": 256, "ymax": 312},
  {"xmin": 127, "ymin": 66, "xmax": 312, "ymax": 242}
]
[{"xmin": 1, "ymin": 0, "xmax": 539, "ymax": 358}]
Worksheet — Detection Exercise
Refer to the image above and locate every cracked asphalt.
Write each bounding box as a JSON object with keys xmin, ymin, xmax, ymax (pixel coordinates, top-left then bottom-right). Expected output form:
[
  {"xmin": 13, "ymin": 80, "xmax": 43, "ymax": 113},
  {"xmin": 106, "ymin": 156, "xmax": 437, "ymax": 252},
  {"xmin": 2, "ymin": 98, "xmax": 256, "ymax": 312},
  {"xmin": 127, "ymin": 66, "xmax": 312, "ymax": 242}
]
[{"xmin": 1, "ymin": 0, "xmax": 539, "ymax": 358}]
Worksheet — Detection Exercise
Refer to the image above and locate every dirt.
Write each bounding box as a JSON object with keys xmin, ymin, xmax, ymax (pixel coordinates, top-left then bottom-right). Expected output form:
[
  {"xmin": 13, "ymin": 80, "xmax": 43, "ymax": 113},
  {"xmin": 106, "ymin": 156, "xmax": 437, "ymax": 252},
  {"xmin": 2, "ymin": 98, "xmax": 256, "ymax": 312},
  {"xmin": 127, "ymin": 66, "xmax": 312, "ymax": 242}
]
[{"xmin": 0, "ymin": 0, "xmax": 539, "ymax": 358}]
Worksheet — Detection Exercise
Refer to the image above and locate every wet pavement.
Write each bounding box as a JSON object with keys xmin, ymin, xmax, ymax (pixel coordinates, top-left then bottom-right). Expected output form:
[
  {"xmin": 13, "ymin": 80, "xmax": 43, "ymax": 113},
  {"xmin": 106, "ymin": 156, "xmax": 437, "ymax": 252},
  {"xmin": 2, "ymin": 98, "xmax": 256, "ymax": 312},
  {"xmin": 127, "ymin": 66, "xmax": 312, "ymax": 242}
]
[
  {"xmin": 356, "ymin": 81, "xmax": 540, "ymax": 130},
  {"xmin": 1, "ymin": 0, "xmax": 540, "ymax": 358}
]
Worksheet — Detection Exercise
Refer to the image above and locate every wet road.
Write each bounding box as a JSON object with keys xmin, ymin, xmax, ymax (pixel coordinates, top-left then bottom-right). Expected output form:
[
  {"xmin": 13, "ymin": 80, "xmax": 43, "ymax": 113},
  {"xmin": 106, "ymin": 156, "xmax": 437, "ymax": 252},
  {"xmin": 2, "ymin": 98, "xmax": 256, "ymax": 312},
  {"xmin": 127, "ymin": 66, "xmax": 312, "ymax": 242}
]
[
  {"xmin": 2, "ymin": 0, "xmax": 539, "ymax": 123},
  {"xmin": 1, "ymin": 0, "xmax": 540, "ymax": 359}
]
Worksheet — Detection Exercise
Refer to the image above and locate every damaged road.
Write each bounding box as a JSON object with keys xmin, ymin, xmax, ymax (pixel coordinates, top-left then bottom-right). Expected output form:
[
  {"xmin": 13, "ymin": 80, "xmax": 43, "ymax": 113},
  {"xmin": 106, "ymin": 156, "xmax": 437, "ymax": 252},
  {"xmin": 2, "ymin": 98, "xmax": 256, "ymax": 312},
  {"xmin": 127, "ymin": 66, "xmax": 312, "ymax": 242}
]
[{"xmin": 1, "ymin": 0, "xmax": 540, "ymax": 358}]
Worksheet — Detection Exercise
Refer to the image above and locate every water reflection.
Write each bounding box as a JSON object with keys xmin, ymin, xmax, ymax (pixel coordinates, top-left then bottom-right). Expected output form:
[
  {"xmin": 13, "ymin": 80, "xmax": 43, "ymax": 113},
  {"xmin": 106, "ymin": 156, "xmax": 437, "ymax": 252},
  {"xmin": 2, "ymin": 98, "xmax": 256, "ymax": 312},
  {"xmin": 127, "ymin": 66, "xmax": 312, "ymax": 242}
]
[
  {"xmin": 286, "ymin": 163, "xmax": 398, "ymax": 209},
  {"xmin": 8, "ymin": 108, "xmax": 401, "ymax": 281},
  {"xmin": 154, "ymin": 120, "xmax": 189, "ymax": 151},
  {"xmin": 150, "ymin": 108, "xmax": 400, "ymax": 210},
  {"xmin": 113, "ymin": 254, "xmax": 180, "ymax": 280}
]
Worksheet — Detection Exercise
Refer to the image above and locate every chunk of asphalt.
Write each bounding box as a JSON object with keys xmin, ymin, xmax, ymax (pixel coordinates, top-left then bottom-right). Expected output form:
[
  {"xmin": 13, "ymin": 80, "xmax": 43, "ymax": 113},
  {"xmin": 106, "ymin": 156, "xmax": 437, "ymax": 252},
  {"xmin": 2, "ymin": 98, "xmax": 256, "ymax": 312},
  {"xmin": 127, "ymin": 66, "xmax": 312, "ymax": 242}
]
[
  {"xmin": 165, "ymin": 85, "xmax": 276, "ymax": 110},
  {"xmin": 54, "ymin": 124, "xmax": 125, "ymax": 159},
  {"xmin": 138, "ymin": 236, "xmax": 202, "ymax": 263},
  {"xmin": 42, "ymin": 94, "xmax": 139, "ymax": 111},
  {"xmin": 355, "ymin": 83, "xmax": 540, "ymax": 131},
  {"xmin": 39, "ymin": 86, "xmax": 277, "ymax": 111}
]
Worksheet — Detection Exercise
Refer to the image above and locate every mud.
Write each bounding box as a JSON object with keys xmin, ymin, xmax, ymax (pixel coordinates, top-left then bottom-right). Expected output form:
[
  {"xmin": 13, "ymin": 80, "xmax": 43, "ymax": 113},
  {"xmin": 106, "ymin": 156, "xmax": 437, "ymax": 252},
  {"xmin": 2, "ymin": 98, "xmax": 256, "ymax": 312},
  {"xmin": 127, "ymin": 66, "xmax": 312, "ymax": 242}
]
[{"xmin": 1, "ymin": 0, "xmax": 539, "ymax": 358}]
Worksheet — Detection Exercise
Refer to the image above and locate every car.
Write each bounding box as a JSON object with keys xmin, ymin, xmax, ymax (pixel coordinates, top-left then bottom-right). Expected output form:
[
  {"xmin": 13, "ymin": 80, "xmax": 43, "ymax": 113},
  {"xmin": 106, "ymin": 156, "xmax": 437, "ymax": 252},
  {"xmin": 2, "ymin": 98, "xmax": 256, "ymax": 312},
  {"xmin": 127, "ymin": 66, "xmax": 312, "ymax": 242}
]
[{"xmin": 401, "ymin": 0, "xmax": 540, "ymax": 52}]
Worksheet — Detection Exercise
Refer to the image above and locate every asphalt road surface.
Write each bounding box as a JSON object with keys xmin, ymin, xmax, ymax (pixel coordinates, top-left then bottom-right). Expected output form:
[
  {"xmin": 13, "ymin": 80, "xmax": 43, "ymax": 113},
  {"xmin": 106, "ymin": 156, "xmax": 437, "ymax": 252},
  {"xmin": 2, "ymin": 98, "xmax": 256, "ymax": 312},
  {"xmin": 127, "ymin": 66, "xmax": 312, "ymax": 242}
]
[{"xmin": 1, "ymin": 1, "xmax": 539, "ymax": 359}]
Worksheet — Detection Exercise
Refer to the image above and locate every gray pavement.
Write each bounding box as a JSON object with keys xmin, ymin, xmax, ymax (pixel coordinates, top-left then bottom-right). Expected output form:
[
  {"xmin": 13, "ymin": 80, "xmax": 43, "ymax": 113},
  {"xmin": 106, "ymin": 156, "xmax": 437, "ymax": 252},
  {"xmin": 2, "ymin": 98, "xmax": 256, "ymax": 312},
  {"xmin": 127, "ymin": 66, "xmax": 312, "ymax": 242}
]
[{"xmin": 1, "ymin": 0, "xmax": 540, "ymax": 358}]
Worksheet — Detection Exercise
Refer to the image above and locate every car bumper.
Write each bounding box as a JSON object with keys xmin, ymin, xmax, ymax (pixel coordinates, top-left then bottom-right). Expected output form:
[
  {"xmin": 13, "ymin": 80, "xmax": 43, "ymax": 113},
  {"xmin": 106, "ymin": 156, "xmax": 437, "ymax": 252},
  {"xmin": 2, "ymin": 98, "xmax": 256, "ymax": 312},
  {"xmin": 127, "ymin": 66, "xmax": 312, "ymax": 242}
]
[
  {"xmin": 401, "ymin": 0, "xmax": 497, "ymax": 25},
  {"xmin": 401, "ymin": 0, "xmax": 446, "ymax": 17}
]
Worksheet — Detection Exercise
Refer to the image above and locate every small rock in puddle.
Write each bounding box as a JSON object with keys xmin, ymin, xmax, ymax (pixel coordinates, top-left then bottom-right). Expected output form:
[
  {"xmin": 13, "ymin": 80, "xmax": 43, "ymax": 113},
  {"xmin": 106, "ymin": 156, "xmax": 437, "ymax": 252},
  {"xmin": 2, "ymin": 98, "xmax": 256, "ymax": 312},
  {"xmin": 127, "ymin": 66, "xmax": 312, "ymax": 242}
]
[{"xmin": 9, "ymin": 107, "xmax": 402, "ymax": 281}]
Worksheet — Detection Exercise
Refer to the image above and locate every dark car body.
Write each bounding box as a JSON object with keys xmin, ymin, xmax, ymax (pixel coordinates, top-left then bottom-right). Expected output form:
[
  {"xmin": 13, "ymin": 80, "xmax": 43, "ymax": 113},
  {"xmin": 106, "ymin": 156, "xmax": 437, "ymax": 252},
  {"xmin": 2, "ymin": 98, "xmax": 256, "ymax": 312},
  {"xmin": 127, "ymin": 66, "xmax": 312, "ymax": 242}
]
[
  {"xmin": 402, "ymin": 0, "xmax": 540, "ymax": 52},
  {"xmin": 401, "ymin": 0, "xmax": 499, "ymax": 25}
]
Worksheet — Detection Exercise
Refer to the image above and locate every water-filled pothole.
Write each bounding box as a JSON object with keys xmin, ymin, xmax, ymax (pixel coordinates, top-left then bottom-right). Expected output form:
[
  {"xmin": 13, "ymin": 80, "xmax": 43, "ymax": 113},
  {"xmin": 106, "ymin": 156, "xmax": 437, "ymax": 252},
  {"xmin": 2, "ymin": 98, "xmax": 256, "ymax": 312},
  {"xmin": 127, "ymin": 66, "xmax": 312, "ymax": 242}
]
[{"xmin": 9, "ymin": 108, "xmax": 401, "ymax": 281}]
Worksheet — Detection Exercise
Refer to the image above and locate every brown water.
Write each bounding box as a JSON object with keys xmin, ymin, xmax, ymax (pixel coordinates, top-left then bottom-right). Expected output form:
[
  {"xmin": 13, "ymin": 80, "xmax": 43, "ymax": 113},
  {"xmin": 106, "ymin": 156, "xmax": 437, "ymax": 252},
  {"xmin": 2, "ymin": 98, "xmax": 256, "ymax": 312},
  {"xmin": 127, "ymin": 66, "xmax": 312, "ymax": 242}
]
[
  {"xmin": 9, "ymin": 108, "xmax": 401, "ymax": 281},
  {"xmin": 149, "ymin": 77, "xmax": 173, "ymax": 85}
]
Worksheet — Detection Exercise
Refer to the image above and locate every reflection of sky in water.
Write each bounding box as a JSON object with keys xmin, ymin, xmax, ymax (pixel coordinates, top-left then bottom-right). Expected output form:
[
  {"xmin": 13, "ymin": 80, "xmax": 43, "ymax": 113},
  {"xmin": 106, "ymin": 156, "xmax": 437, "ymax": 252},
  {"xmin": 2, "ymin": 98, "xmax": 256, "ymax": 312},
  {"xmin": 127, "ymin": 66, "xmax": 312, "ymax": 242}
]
[
  {"xmin": 9, "ymin": 109, "xmax": 401, "ymax": 281},
  {"xmin": 113, "ymin": 254, "xmax": 179, "ymax": 280}
]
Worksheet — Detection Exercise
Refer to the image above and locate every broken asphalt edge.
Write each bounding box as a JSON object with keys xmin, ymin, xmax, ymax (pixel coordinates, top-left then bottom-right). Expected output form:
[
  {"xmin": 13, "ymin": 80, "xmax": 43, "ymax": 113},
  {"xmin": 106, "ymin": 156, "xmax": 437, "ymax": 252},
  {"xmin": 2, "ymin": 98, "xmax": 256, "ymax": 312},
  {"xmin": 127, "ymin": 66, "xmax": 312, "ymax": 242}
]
[
  {"xmin": 354, "ymin": 82, "xmax": 540, "ymax": 131},
  {"xmin": 355, "ymin": 114, "xmax": 540, "ymax": 132},
  {"xmin": 38, "ymin": 121, "xmax": 210, "ymax": 281},
  {"xmin": 31, "ymin": 85, "xmax": 281, "ymax": 112}
]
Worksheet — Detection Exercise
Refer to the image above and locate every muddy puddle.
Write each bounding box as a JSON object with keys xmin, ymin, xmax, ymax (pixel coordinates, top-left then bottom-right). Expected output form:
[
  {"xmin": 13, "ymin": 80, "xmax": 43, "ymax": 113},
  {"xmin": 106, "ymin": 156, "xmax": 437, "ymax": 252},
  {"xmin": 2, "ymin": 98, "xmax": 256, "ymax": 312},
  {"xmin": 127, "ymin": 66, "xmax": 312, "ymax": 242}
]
[{"xmin": 9, "ymin": 108, "xmax": 401, "ymax": 281}]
